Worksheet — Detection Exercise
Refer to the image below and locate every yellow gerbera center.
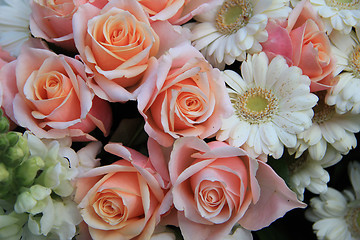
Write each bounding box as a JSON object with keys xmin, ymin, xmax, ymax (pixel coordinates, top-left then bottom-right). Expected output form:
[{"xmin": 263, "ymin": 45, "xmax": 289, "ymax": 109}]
[
  {"xmin": 312, "ymin": 91, "xmax": 335, "ymax": 124},
  {"xmin": 230, "ymin": 87, "xmax": 278, "ymax": 124},
  {"xmin": 349, "ymin": 44, "xmax": 360, "ymax": 77},
  {"xmin": 215, "ymin": 0, "xmax": 253, "ymax": 35},
  {"xmin": 346, "ymin": 206, "xmax": 360, "ymax": 238},
  {"xmin": 325, "ymin": 0, "xmax": 360, "ymax": 10}
]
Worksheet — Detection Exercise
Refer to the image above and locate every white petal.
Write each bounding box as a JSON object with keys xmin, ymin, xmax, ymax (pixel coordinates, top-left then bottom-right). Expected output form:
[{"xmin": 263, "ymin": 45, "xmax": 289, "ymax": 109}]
[
  {"xmin": 275, "ymin": 126, "xmax": 297, "ymax": 148},
  {"xmin": 259, "ymin": 122, "xmax": 279, "ymax": 147},
  {"xmin": 308, "ymin": 139, "xmax": 327, "ymax": 161},
  {"xmin": 229, "ymin": 120, "xmax": 251, "ymax": 147}
]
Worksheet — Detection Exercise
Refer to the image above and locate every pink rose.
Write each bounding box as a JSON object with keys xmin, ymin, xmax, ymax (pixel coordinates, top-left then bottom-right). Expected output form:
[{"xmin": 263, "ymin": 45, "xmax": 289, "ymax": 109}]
[
  {"xmin": 0, "ymin": 46, "xmax": 112, "ymax": 140},
  {"xmin": 75, "ymin": 140, "xmax": 170, "ymax": 240},
  {"xmin": 169, "ymin": 137, "xmax": 306, "ymax": 240},
  {"xmin": 29, "ymin": 0, "xmax": 87, "ymax": 51},
  {"xmin": 73, "ymin": 0, "xmax": 162, "ymax": 102},
  {"xmin": 138, "ymin": 43, "xmax": 233, "ymax": 147},
  {"xmin": 261, "ymin": 0, "xmax": 336, "ymax": 92}
]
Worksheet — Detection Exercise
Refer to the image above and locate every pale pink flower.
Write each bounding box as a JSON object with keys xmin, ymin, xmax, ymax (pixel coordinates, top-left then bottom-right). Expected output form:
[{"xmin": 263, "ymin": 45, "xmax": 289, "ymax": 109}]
[
  {"xmin": 261, "ymin": 0, "xmax": 337, "ymax": 92},
  {"xmin": 29, "ymin": 0, "xmax": 88, "ymax": 51},
  {"xmin": 168, "ymin": 137, "xmax": 306, "ymax": 240}
]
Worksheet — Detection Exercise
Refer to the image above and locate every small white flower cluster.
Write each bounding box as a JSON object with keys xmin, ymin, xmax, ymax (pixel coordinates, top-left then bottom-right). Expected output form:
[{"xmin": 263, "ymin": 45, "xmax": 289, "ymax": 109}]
[{"xmin": 0, "ymin": 132, "xmax": 101, "ymax": 240}]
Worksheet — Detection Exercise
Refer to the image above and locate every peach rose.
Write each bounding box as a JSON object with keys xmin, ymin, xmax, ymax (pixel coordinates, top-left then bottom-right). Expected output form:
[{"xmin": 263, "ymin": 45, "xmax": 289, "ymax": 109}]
[
  {"xmin": 169, "ymin": 137, "xmax": 306, "ymax": 240},
  {"xmin": 137, "ymin": 0, "xmax": 213, "ymax": 25},
  {"xmin": 29, "ymin": 0, "xmax": 87, "ymax": 52},
  {"xmin": 85, "ymin": 0, "xmax": 213, "ymax": 24},
  {"xmin": 138, "ymin": 43, "xmax": 233, "ymax": 147},
  {"xmin": 75, "ymin": 140, "xmax": 170, "ymax": 240},
  {"xmin": 261, "ymin": 0, "xmax": 336, "ymax": 92},
  {"xmin": 0, "ymin": 46, "xmax": 112, "ymax": 140},
  {"xmin": 73, "ymin": 0, "xmax": 162, "ymax": 102}
]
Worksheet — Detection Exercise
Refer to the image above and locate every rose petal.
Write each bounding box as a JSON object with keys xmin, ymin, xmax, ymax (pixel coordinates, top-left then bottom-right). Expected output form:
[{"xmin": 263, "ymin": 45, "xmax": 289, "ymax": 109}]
[{"xmin": 238, "ymin": 161, "xmax": 306, "ymax": 230}]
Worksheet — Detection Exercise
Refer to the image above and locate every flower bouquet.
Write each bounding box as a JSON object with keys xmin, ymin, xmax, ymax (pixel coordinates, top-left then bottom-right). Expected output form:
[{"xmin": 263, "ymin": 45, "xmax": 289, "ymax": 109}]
[{"xmin": 0, "ymin": 0, "xmax": 359, "ymax": 239}]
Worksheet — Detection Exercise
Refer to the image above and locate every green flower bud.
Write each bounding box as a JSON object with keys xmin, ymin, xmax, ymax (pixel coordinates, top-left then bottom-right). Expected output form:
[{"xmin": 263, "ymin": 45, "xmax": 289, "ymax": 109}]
[
  {"xmin": 0, "ymin": 163, "xmax": 9, "ymax": 183},
  {"xmin": 6, "ymin": 132, "xmax": 21, "ymax": 147},
  {"xmin": 3, "ymin": 147, "xmax": 26, "ymax": 167},
  {"xmin": 14, "ymin": 191, "xmax": 37, "ymax": 213},
  {"xmin": 0, "ymin": 134, "xmax": 9, "ymax": 154},
  {"xmin": 0, "ymin": 166, "xmax": 13, "ymax": 199},
  {"xmin": 0, "ymin": 183, "xmax": 11, "ymax": 199},
  {"xmin": 15, "ymin": 156, "xmax": 45, "ymax": 187},
  {"xmin": 14, "ymin": 133, "xmax": 29, "ymax": 156},
  {"xmin": 0, "ymin": 109, "xmax": 9, "ymax": 134},
  {"xmin": 3, "ymin": 132, "xmax": 29, "ymax": 167}
]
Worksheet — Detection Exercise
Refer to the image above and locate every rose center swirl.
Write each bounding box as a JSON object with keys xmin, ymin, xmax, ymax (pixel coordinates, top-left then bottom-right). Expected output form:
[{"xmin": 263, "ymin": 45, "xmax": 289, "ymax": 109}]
[
  {"xmin": 230, "ymin": 87, "xmax": 279, "ymax": 124},
  {"xmin": 312, "ymin": 91, "xmax": 335, "ymax": 124},
  {"xmin": 325, "ymin": 0, "xmax": 360, "ymax": 10},
  {"xmin": 349, "ymin": 44, "xmax": 360, "ymax": 78},
  {"xmin": 35, "ymin": 71, "xmax": 65, "ymax": 100},
  {"xmin": 94, "ymin": 193, "xmax": 127, "ymax": 226},
  {"xmin": 345, "ymin": 206, "xmax": 360, "ymax": 238},
  {"xmin": 215, "ymin": 0, "xmax": 254, "ymax": 35}
]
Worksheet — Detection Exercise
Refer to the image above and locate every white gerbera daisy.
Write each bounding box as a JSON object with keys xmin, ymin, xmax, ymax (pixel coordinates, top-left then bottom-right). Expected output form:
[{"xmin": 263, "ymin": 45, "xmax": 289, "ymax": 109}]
[
  {"xmin": 186, "ymin": 0, "xmax": 291, "ymax": 69},
  {"xmin": 326, "ymin": 28, "xmax": 360, "ymax": 114},
  {"xmin": 305, "ymin": 161, "xmax": 360, "ymax": 240},
  {"xmin": 287, "ymin": 145, "xmax": 342, "ymax": 201},
  {"xmin": 291, "ymin": 0, "xmax": 360, "ymax": 34},
  {"xmin": 0, "ymin": 0, "xmax": 31, "ymax": 56},
  {"xmin": 216, "ymin": 52, "xmax": 318, "ymax": 159},
  {"xmin": 289, "ymin": 91, "xmax": 360, "ymax": 161}
]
